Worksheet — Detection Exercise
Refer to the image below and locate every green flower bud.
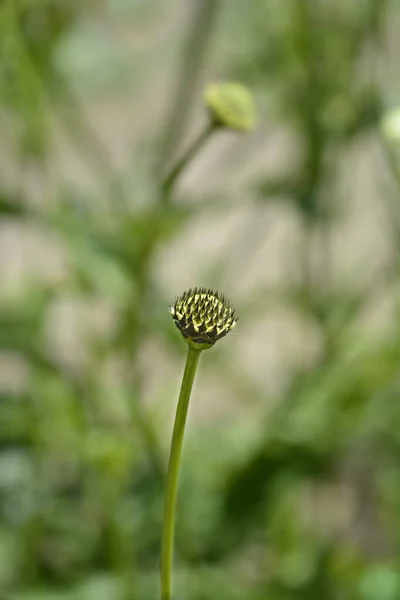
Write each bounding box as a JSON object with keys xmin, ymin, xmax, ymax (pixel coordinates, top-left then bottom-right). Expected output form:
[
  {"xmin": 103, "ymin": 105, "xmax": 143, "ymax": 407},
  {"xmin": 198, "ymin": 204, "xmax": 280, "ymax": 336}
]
[
  {"xmin": 204, "ymin": 82, "xmax": 256, "ymax": 132},
  {"xmin": 170, "ymin": 288, "xmax": 237, "ymax": 350}
]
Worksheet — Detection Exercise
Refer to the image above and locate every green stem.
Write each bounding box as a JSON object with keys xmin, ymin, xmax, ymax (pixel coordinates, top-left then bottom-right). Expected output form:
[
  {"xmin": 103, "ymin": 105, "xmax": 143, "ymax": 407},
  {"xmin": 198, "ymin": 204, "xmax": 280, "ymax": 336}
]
[
  {"xmin": 162, "ymin": 122, "xmax": 216, "ymax": 195},
  {"xmin": 161, "ymin": 345, "xmax": 201, "ymax": 600},
  {"xmin": 157, "ymin": 0, "xmax": 221, "ymax": 177}
]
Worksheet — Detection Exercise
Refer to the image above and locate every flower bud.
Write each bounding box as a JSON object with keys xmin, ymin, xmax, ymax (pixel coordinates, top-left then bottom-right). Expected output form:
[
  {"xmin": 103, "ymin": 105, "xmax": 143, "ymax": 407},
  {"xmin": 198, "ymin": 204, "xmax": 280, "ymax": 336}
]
[
  {"xmin": 204, "ymin": 82, "xmax": 256, "ymax": 132},
  {"xmin": 170, "ymin": 288, "xmax": 237, "ymax": 350}
]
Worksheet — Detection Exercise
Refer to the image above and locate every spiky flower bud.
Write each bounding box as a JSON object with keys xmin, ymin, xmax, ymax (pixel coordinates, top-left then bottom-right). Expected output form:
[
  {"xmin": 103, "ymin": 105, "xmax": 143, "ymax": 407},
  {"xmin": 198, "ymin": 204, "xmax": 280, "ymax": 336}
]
[
  {"xmin": 170, "ymin": 288, "xmax": 237, "ymax": 350},
  {"xmin": 204, "ymin": 82, "xmax": 256, "ymax": 132}
]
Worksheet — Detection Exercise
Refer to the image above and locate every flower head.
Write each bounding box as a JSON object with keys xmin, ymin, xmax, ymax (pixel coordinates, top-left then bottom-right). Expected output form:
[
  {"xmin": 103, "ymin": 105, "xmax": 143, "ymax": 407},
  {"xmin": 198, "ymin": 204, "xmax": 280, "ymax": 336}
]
[
  {"xmin": 170, "ymin": 288, "xmax": 237, "ymax": 350},
  {"xmin": 204, "ymin": 82, "xmax": 256, "ymax": 132}
]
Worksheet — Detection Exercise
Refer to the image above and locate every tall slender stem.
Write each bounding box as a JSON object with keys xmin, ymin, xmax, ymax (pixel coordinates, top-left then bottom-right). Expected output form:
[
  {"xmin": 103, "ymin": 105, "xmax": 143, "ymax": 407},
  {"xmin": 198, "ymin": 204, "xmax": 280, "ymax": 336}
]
[
  {"xmin": 161, "ymin": 346, "xmax": 201, "ymax": 600},
  {"xmin": 157, "ymin": 0, "xmax": 221, "ymax": 177},
  {"xmin": 162, "ymin": 122, "xmax": 215, "ymax": 195}
]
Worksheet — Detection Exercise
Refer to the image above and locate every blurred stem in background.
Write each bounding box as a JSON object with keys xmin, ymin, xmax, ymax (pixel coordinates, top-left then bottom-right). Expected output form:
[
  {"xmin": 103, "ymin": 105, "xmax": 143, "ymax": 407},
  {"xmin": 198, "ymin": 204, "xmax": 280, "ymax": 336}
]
[
  {"xmin": 292, "ymin": 0, "xmax": 328, "ymax": 309},
  {"xmin": 157, "ymin": 0, "xmax": 221, "ymax": 178},
  {"xmin": 162, "ymin": 121, "xmax": 216, "ymax": 195}
]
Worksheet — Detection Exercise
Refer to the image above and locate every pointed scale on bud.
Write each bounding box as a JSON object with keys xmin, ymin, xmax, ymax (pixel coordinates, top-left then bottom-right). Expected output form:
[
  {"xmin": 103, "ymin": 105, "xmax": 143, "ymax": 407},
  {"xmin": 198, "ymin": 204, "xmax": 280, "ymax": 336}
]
[
  {"xmin": 204, "ymin": 82, "xmax": 256, "ymax": 133},
  {"xmin": 170, "ymin": 288, "xmax": 237, "ymax": 350}
]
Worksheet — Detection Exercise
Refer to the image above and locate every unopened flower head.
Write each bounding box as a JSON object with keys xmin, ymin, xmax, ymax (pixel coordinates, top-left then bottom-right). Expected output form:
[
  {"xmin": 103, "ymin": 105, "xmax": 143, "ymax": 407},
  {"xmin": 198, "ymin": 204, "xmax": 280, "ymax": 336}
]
[
  {"xmin": 204, "ymin": 82, "xmax": 256, "ymax": 132},
  {"xmin": 170, "ymin": 288, "xmax": 237, "ymax": 350}
]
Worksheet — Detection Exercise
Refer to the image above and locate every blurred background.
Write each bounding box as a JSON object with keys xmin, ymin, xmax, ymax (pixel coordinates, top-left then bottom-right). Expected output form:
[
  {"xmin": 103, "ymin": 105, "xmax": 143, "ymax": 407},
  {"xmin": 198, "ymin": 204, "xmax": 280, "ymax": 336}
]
[{"xmin": 2, "ymin": 0, "xmax": 400, "ymax": 598}]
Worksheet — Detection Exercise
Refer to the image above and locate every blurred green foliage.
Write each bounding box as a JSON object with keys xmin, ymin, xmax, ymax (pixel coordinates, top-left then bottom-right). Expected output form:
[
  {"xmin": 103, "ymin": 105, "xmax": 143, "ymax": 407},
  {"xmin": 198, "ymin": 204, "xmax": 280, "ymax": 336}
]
[{"xmin": 1, "ymin": 0, "xmax": 400, "ymax": 599}]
